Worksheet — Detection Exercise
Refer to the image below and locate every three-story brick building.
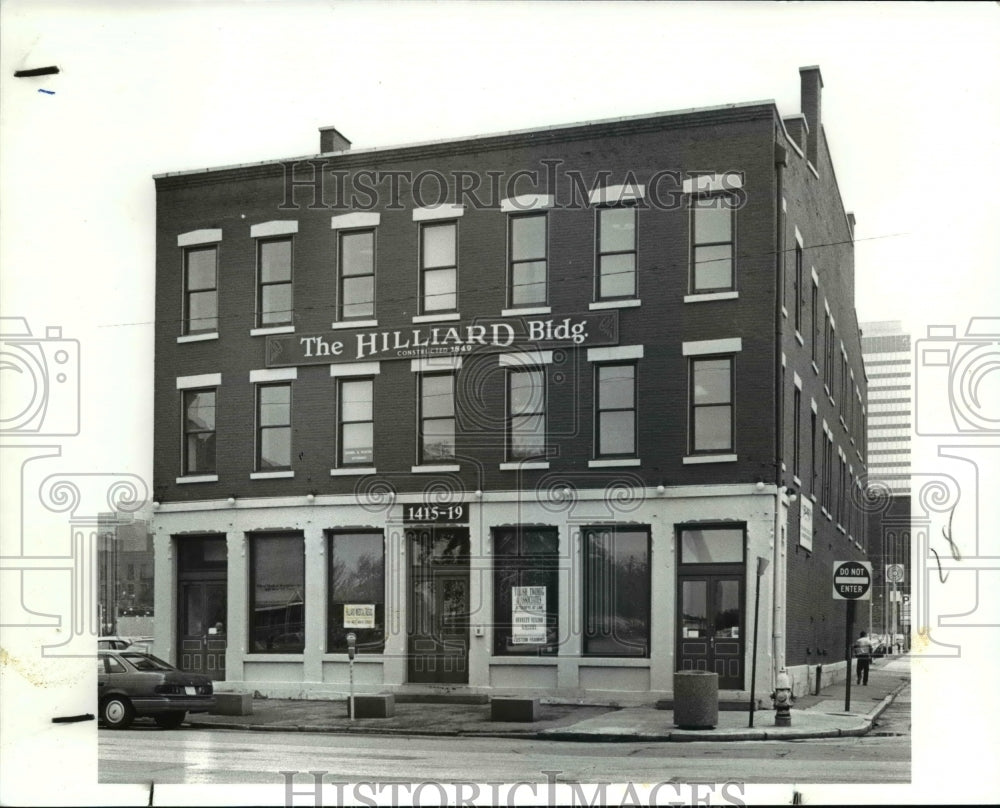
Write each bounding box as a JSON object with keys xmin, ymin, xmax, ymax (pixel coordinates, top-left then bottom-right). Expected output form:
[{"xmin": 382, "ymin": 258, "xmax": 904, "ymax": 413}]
[{"xmin": 151, "ymin": 66, "xmax": 869, "ymax": 703}]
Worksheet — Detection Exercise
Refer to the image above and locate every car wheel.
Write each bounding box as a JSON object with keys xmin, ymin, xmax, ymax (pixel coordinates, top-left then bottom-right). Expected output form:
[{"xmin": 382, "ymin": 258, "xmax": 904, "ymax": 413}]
[
  {"xmin": 153, "ymin": 712, "xmax": 186, "ymax": 729},
  {"xmin": 101, "ymin": 696, "xmax": 134, "ymax": 729}
]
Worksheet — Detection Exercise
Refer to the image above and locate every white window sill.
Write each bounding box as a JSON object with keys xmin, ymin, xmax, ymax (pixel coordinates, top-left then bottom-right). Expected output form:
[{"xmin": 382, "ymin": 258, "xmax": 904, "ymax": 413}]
[
  {"xmin": 837, "ymin": 524, "xmax": 846, "ymax": 534},
  {"xmin": 810, "ymin": 493, "xmax": 817, "ymax": 502},
  {"xmin": 795, "ymin": 330, "xmax": 804, "ymax": 346},
  {"xmin": 413, "ymin": 312, "xmax": 460, "ymax": 324},
  {"xmin": 588, "ymin": 458, "xmax": 641, "ymax": 468},
  {"xmin": 176, "ymin": 474, "xmax": 218, "ymax": 484},
  {"xmin": 499, "ymin": 461, "xmax": 550, "ymax": 471},
  {"xmin": 684, "ymin": 291, "xmax": 738, "ymax": 303},
  {"xmin": 331, "ymin": 319, "xmax": 377, "ymax": 330},
  {"xmin": 682, "ymin": 454, "xmax": 737, "ymax": 464},
  {"xmin": 811, "ymin": 361, "xmax": 819, "ymax": 376},
  {"xmin": 411, "ymin": 464, "xmax": 460, "ymax": 473},
  {"xmin": 792, "ymin": 475, "xmax": 802, "ymax": 487},
  {"xmin": 501, "ymin": 306, "xmax": 551, "ymax": 317},
  {"xmin": 821, "ymin": 507, "xmax": 832, "ymax": 520},
  {"xmin": 177, "ymin": 332, "xmax": 219, "ymax": 344},
  {"xmin": 589, "ymin": 299, "xmax": 641, "ymax": 311},
  {"xmin": 250, "ymin": 325, "xmax": 295, "ymax": 337},
  {"xmin": 781, "ymin": 306, "xmax": 788, "ymax": 318},
  {"xmin": 243, "ymin": 653, "xmax": 303, "ymax": 662},
  {"xmin": 251, "ymin": 470, "xmax": 294, "ymax": 479},
  {"xmin": 330, "ymin": 467, "xmax": 376, "ymax": 476}
]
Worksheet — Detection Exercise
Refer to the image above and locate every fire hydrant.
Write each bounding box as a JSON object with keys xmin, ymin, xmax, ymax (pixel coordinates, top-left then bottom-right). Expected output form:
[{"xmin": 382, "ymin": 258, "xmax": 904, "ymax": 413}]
[{"xmin": 772, "ymin": 668, "xmax": 792, "ymax": 727}]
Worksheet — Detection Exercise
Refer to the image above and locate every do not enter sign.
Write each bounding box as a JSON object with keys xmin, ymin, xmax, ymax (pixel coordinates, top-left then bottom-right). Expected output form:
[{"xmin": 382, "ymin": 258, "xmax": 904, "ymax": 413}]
[{"xmin": 833, "ymin": 560, "xmax": 872, "ymax": 600}]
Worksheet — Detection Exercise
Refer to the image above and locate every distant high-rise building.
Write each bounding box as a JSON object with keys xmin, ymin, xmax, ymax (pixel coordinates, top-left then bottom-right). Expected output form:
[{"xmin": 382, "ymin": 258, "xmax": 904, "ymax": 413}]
[{"xmin": 860, "ymin": 320, "xmax": 911, "ymax": 493}]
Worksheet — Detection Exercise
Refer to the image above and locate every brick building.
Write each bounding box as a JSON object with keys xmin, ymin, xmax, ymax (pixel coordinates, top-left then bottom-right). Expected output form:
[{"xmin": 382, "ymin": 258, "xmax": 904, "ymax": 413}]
[{"xmin": 151, "ymin": 66, "xmax": 869, "ymax": 702}]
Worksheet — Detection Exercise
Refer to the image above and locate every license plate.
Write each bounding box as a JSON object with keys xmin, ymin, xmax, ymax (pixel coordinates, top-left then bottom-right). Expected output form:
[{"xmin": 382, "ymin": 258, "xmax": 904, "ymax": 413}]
[{"xmin": 185, "ymin": 686, "xmax": 196, "ymax": 695}]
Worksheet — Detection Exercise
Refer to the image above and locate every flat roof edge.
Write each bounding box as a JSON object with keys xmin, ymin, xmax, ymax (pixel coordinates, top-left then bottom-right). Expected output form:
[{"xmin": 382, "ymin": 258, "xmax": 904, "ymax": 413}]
[{"xmin": 153, "ymin": 99, "xmax": 777, "ymax": 181}]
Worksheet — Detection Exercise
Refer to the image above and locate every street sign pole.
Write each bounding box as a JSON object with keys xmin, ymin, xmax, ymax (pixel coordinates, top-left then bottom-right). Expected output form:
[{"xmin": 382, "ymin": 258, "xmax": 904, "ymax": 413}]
[
  {"xmin": 748, "ymin": 556, "xmax": 769, "ymax": 728},
  {"xmin": 844, "ymin": 598, "xmax": 855, "ymax": 712}
]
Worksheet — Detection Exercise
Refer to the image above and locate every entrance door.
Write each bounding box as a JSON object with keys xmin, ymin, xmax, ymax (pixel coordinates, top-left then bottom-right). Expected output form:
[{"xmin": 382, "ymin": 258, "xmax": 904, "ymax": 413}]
[
  {"xmin": 407, "ymin": 528, "xmax": 470, "ymax": 684},
  {"xmin": 677, "ymin": 575, "xmax": 744, "ymax": 689},
  {"xmin": 179, "ymin": 580, "xmax": 227, "ymax": 680}
]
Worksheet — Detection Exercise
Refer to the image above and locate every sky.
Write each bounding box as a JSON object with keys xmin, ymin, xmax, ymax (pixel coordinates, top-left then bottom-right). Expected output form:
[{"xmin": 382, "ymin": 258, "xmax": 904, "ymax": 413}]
[{"xmin": 1, "ymin": 1, "xmax": 999, "ymax": 804}]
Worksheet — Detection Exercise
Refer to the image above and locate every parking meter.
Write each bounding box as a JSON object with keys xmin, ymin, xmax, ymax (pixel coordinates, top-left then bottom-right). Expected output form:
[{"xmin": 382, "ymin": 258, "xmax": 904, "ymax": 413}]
[
  {"xmin": 346, "ymin": 632, "xmax": 357, "ymax": 660},
  {"xmin": 346, "ymin": 632, "xmax": 357, "ymax": 719}
]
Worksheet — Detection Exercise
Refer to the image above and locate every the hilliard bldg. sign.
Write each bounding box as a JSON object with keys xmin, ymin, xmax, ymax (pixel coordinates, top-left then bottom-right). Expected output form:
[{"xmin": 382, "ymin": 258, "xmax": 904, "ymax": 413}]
[{"xmin": 266, "ymin": 312, "xmax": 619, "ymax": 367}]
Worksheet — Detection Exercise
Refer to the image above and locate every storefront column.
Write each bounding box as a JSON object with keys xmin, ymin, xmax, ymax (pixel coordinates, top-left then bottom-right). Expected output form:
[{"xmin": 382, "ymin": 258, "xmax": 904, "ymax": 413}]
[
  {"xmin": 557, "ymin": 527, "xmax": 581, "ymax": 690},
  {"xmin": 303, "ymin": 526, "xmax": 326, "ymax": 683},
  {"xmin": 382, "ymin": 524, "xmax": 407, "ymax": 686},
  {"xmin": 649, "ymin": 526, "xmax": 675, "ymax": 693},
  {"xmin": 152, "ymin": 527, "xmax": 175, "ymax": 662},
  {"xmin": 224, "ymin": 529, "xmax": 245, "ymax": 682}
]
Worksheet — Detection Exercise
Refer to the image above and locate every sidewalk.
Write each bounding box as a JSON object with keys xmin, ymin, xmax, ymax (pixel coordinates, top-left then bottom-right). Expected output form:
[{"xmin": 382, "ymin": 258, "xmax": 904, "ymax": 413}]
[{"xmin": 185, "ymin": 654, "xmax": 910, "ymax": 742}]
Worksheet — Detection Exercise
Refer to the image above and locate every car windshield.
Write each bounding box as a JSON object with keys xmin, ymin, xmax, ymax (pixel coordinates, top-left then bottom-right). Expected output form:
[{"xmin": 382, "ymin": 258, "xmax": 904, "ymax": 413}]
[{"xmin": 119, "ymin": 652, "xmax": 175, "ymax": 672}]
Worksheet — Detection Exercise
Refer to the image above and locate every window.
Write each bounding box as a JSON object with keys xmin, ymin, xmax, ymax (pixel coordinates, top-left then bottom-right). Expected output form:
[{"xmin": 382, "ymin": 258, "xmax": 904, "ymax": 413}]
[
  {"xmin": 838, "ymin": 455, "xmax": 847, "ymax": 525},
  {"xmin": 810, "ymin": 411, "xmax": 818, "ymax": 495},
  {"xmin": 823, "ymin": 434, "xmax": 833, "ymax": 509},
  {"xmin": 328, "ymin": 531, "xmax": 385, "ymax": 653},
  {"xmin": 420, "ymin": 373, "xmax": 455, "ymax": 461},
  {"xmin": 583, "ymin": 527, "xmax": 650, "ymax": 657},
  {"xmin": 183, "ymin": 246, "xmax": 218, "ymax": 334},
  {"xmin": 256, "ymin": 383, "xmax": 291, "ymax": 470},
  {"xmin": 680, "ymin": 526, "xmax": 744, "ymax": 564},
  {"xmin": 690, "ymin": 356, "xmax": 733, "ymax": 453},
  {"xmin": 793, "ymin": 245, "xmax": 803, "ymax": 332},
  {"xmin": 493, "ymin": 527, "xmax": 559, "ymax": 656},
  {"xmin": 811, "ymin": 281, "xmax": 820, "ymax": 364},
  {"xmin": 257, "ymin": 238, "xmax": 293, "ymax": 327},
  {"xmin": 793, "ymin": 388, "xmax": 801, "ymax": 479},
  {"xmin": 509, "ymin": 214, "xmax": 547, "ymax": 306},
  {"xmin": 339, "ymin": 229, "xmax": 375, "ymax": 320},
  {"xmin": 420, "ymin": 221, "xmax": 457, "ymax": 313},
  {"xmin": 841, "ymin": 354, "xmax": 849, "ymax": 413},
  {"xmin": 507, "ymin": 368, "xmax": 545, "ymax": 459},
  {"xmin": 597, "ymin": 206, "xmax": 636, "ymax": 299},
  {"xmin": 595, "ymin": 363, "xmax": 636, "ymax": 458},
  {"xmin": 825, "ymin": 317, "xmax": 835, "ymax": 390},
  {"xmin": 691, "ymin": 195, "xmax": 734, "ymax": 292},
  {"xmin": 338, "ymin": 378, "xmax": 374, "ymax": 466},
  {"xmin": 183, "ymin": 389, "xmax": 216, "ymax": 474},
  {"xmin": 250, "ymin": 533, "xmax": 304, "ymax": 653}
]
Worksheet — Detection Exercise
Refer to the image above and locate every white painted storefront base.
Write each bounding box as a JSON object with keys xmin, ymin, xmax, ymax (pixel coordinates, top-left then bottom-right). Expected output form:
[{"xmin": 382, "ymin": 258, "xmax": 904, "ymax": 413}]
[{"xmin": 152, "ymin": 483, "xmax": 788, "ymax": 705}]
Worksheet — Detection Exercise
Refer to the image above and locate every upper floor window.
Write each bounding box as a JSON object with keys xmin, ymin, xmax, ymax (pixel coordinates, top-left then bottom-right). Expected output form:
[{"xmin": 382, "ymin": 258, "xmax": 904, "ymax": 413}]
[
  {"xmin": 595, "ymin": 363, "xmax": 636, "ymax": 458},
  {"xmin": 257, "ymin": 238, "xmax": 293, "ymax": 327},
  {"xmin": 811, "ymin": 281, "xmax": 820, "ymax": 364},
  {"xmin": 183, "ymin": 389, "xmax": 216, "ymax": 475},
  {"xmin": 691, "ymin": 196, "xmax": 734, "ymax": 293},
  {"xmin": 509, "ymin": 214, "xmax": 547, "ymax": 307},
  {"xmin": 792, "ymin": 387, "xmax": 801, "ymax": 480},
  {"xmin": 507, "ymin": 368, "xmax": 546, "ymax": 460},
  {"xmin": 793, "ymin": 244, "xmax": 803, "ymax": 332},
  {"xmin": 596, "ymin": 206, "xmax": 636, "ymax": 300},
  {"xmin": 690, "ymin": 356, "xmax": 734, "ymax": 453},
  {"xmin": 420, "ymin": 221, "xmax": 457, "ymax": 313},
  {"xmin": 338, "ymin": 378, "xmax": 374, "ymax": 466},
  {"xmin": 825, "ymin": 317, "xmax": 835, "ymax": 391},
  {"xmin": 339, "ymin": 229, "xmax": 375, "ymax": 320},
  {"xmin": 183, "ymin": 246, "xmax": 218, "ymax": 334},
  {"xmin": 256, "ymin": 383, "xmax": 291, "ymax": 470},
  {"xmin": 419, "ymin": 373, "xmax": 455, "ymax": 462}
]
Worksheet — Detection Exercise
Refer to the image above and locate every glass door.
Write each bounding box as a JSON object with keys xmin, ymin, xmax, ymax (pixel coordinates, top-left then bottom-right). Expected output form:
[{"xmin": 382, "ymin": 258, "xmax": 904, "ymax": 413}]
[{"xmin": 677, "ymin": 575, "xmax": 743, "ymax": 689}]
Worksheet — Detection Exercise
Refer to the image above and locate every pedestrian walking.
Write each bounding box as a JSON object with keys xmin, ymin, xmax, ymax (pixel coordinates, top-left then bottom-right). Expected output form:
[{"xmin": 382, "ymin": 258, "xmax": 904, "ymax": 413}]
[{"xmin": 853, "ymin": 631, "xmax": 873, "ymax": 685}]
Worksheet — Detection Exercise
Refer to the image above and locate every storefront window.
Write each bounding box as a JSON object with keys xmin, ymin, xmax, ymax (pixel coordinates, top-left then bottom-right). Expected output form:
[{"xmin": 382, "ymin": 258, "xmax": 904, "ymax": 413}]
[
  {"xmin": 250, "ymin": 533, "xmax": 304, "ymax": 653},
  {"xmin": 328, "ymin": 531, "xmax": 385, "ymax": 653},
  {"xmin": 583, "ymin": 527, "xmax": 650, "ymax": 657},
  {"xmin": 492, "ymin": 527, "xmax": 559, "ymax": 656}
]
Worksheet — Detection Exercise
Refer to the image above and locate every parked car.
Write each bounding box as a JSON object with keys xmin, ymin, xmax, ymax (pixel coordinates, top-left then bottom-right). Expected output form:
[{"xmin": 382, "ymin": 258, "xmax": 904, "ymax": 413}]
[
  {"xmin": 97, "ymin": 650, "xmax": 215, "ymax": 729},
  {"xmin": 98, "ymin": 635, "xmax": 154, "ymax": 652}
]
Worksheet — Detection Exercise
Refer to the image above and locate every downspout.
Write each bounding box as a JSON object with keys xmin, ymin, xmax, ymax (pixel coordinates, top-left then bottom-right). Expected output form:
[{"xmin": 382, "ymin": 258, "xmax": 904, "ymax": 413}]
[{"xmin": 772, "ymin": 137, "xmax": 789, "ymax": 686}]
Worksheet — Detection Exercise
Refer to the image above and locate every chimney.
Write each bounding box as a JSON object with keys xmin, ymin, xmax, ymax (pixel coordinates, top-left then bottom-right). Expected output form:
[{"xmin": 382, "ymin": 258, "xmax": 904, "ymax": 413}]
[
  {"xmin": 319, "ymin": 126, "xmax": 351, "ymax": 153},
  {"xmin": 799, "ymin": 66, "xmax": 823, "ymax": 167}
]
